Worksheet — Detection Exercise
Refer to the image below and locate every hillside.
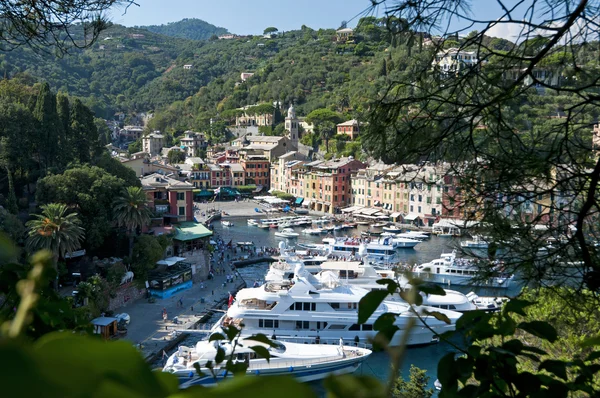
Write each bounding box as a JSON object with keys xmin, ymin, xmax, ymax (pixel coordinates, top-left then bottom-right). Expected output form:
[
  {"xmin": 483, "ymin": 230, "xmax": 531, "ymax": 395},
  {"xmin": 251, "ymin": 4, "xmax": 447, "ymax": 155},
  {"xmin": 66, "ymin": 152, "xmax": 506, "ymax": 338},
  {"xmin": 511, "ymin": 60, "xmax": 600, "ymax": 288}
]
[
  {"xmin": 0, "ymin": 19, "xmax": 398, "ymax": 124},
  {"xmin": 138, "ymin": 18, "xmax": 229, "ymax": 41}
]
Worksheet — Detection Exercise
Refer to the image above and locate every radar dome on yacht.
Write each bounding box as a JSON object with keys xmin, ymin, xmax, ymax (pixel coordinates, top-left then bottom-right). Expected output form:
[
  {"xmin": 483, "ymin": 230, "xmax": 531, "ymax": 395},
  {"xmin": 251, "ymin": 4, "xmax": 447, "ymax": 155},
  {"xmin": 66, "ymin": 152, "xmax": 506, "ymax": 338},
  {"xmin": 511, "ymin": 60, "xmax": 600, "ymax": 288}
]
[{"xmin": 318, "ymin": 271, "xmax": 341, "ymax": 288}]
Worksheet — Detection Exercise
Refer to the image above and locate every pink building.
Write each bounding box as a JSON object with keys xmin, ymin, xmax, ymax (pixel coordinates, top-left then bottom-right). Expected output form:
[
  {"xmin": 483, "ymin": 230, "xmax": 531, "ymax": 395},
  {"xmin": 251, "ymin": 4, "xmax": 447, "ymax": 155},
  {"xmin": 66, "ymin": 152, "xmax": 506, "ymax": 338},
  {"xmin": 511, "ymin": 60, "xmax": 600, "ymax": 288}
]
[
  {"xmin": 140, "ymin": 173, "xmax": 194, "ymax": 225},
  {"xmin": 299, "ymin": 157, "xmax": 365, "ymax": 213}
]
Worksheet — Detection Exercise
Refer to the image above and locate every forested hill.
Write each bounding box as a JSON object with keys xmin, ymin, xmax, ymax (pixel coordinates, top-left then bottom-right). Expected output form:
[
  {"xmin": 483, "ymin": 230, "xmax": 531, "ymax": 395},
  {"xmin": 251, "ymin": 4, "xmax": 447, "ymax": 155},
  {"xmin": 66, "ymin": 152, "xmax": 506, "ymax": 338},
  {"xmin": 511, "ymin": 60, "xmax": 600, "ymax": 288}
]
[
  {"xmin": 0, "ymin": 16, "xmax": 518, "ymax": 137},
  {"xmin": 138, "ymin": 18, "xmax": 229, "ymax": 40},
  {"xmin": 0, "ymin": 18, "xmax": 405, "ymax": 125}
]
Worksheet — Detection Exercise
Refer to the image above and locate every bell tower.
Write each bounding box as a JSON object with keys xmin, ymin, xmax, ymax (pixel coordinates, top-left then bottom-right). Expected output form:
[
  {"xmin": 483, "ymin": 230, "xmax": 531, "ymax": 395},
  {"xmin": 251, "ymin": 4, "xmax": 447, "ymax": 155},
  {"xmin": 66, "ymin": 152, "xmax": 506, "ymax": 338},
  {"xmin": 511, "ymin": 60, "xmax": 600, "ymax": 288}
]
[{"xmin": 285, "ymin": 103, "xmax": 299, "ymax": 148}]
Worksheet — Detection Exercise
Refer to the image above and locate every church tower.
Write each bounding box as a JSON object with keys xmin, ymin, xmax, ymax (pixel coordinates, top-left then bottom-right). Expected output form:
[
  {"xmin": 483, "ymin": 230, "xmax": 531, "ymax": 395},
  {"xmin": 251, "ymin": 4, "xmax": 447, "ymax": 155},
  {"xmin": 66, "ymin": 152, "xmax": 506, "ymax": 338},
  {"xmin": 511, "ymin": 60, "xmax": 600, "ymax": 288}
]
[{"xmin": 285, "ymin": 103, "xmax": 299, "ymax": 148}]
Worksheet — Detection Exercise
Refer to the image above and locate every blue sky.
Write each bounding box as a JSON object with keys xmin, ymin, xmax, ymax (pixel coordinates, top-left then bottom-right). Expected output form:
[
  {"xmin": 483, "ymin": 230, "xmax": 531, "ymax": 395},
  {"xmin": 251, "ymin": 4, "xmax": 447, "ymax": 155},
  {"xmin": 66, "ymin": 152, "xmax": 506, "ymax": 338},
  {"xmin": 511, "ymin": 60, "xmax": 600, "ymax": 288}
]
[{"xmin": 110, "ymin": 0, "xmax": 519, "ymax": 38}]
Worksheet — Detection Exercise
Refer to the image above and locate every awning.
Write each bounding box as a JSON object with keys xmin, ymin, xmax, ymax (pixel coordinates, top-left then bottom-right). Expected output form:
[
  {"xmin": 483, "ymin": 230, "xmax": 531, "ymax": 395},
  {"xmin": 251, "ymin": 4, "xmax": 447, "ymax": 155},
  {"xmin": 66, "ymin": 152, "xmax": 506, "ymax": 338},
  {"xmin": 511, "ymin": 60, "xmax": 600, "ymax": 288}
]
[
  {"xmin": 404, "ymin": 213, "xmax": 421, "ymax": 221},
  {"xmin": 195, "ymin": 189, "xmax": 213, "ymax": 197},
  {"xmin": 390, "ymin": 212, "xmax": 402, "ymax": 219},
  {"xmin": 253, "ymin": 185, "xmax": 264, "ymax": 193},
  {"xmin": 174, "ymin": 222, "xmax": 213, "ymax": 241},
  {"xmin": 341, "ymin": 205, "xmax": 362, "ymax": 213},
  {"xmin": 304, "ymin": 200, "xmax": 311, "ymax": 206},
  {"xmin": 156, "ymin": 256, "xmax": 187, "ymax": 267},
  {"xmin": 295, "ymin": 197, "xmax": 304, "ymax": 205}
]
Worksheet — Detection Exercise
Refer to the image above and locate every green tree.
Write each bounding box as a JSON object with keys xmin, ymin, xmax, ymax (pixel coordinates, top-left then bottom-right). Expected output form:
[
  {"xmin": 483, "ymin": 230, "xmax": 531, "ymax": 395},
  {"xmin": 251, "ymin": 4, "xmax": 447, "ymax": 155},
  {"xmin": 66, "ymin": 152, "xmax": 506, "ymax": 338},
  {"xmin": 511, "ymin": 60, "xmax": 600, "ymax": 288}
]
[
  {"xmin": 264, "ymin": 27, "xmax": 278, "ymax": 35},
  {"xmin": 0, "ymin": 207, "xmax": 25, "ymax": 244},
  {"xmin": 130, "ymin": 235, "xmax": 164, "ymax": 283},
  {"xmin": 25, "ymin": 203, "xmax": 85, "ymax": 289},
  {"xmin": 167, "ymin": 149, "xmax": 185, "ymax": 164},
  {"xmin": 112, "ymin": 186, "xmax": 151, "ymax": 258},
  {"xmin": 33, "ymin": 83, "xmax": 61, "ymax": 171},
  {"xmin": 36, "ymin": 165, "xmax": 130, "ymax": 250},
  {"xmin": 306, "ymin": 108, "xmax": 342, "ymax": 153},
  {"xmin": 56, "ymin": 92, "xmax": 72, "ymax": 167},
  {"xmin": 70, "ymin": 98, "xmax": 99, "ymax": 163},
  {"xmin": 391, "ymin": 365, "xmax": 433, "ymax": 398}
]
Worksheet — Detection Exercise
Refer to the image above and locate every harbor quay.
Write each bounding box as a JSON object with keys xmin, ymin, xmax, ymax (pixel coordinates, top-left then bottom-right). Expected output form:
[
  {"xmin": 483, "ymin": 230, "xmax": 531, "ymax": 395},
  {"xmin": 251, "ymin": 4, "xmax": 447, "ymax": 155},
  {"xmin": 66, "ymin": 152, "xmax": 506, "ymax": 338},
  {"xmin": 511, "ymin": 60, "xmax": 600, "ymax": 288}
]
[{"xmin": 122, "ymin": 242, "xmax": 246, "ymax": 362}]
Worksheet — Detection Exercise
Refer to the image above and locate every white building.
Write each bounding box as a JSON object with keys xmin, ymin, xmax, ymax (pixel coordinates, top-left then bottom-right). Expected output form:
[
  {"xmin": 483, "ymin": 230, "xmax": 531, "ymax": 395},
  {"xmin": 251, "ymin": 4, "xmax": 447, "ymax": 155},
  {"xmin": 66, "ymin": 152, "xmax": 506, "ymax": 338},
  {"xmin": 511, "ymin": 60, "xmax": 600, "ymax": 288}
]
[
  {"xmin": 142, "ymin": 132, "xmax": 164, "ymax": 156},
  {"xmin": 180, "ymin": 131, "xmax": 207, "ymax": 157},
  {"xmin": 433, "ymin": 48, "xmax": 478, "ymax": 75}
]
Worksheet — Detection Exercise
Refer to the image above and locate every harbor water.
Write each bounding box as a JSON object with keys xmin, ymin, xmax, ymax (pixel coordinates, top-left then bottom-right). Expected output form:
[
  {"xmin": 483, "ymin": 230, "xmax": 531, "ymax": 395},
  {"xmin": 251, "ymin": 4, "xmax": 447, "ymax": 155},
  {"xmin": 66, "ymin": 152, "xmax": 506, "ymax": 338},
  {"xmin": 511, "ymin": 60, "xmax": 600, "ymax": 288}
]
[{"xmin": 203, "ymin": 216, "xmax": 523, "ymax": 394}]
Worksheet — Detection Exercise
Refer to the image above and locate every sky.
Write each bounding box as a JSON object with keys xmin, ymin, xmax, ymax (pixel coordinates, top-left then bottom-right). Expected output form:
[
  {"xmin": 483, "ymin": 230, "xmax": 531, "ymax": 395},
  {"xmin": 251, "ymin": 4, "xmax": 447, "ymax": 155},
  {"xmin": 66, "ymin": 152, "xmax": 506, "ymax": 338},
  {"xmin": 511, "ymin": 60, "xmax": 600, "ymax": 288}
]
[{"xmin": 109, "ymin": 0, "xmax": 523, "ymax": 39}]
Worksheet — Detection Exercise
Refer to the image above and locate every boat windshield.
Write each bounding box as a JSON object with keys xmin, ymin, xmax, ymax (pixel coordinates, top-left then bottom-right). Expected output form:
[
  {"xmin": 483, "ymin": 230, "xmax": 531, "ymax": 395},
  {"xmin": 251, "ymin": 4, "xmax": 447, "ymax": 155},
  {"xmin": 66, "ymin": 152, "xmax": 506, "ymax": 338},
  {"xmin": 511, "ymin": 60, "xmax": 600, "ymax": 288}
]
[{"xmin": 269, "ymin": 341, "xmax": 287, "ymax": 354}]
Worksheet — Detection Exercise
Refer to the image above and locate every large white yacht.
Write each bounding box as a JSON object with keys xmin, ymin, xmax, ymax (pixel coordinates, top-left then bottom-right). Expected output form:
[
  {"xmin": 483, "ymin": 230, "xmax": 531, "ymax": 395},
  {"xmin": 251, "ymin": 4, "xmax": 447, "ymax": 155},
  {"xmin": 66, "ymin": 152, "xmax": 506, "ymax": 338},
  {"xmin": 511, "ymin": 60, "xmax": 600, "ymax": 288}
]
[
  {"xmin": 212, "ymin": 259, "xmax": 461, "ymax": 347},
  {"xmin": 412, "ymin": 250, "xmax": 514, "ymax": 288},
  {"xmin": 268, "ymin": 249, "xmax": 480, "ymax": 313},
  {"xmin": 163, "ymin": 339, "xmax": 371, "ymax": 387}
]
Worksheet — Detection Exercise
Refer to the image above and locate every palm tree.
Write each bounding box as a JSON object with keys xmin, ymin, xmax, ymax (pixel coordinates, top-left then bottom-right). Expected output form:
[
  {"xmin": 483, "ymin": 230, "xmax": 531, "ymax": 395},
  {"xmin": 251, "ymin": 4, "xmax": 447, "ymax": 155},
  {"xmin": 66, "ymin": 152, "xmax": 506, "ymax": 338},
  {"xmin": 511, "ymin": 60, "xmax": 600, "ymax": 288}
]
[
  {"xmin": 113, "ymin": 186, "xmax": 151, "ymax": 258},
  {"xmin": 26, "ymin": 203, "xmax": 85, "ymax": 290}
]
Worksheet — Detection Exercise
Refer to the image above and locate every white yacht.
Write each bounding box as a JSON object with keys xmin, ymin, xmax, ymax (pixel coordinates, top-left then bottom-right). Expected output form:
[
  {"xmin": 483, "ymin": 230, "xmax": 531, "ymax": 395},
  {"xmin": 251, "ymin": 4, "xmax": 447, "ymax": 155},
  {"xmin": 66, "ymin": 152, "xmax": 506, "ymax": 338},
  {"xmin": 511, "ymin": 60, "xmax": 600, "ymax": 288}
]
[
  {"xmin": 268, "ymin": 250, "xmax": 480, "ymax": 313},
  {"xmin": 247, "ymin": 219, "xmax": 259, "ymax": 226},
  {"xmin": 302, "ymin": 228, "xmax": 323, "ymax": 235},
  {"xmin": 213, "ymin": 260, "xmax": 461, "ymax": 347},
  {"xmin": 396, "ymin": 232, "xmax": 429, "ymax": 240},
  {"xmin": 460, "ymin": 235, "xmax": 489, "ymax": 249},
  {"xmin": 412, "ymin": 250, "xmax": 514, "ymax": 288},
  {"xmin": 222, "ymin": 221, "xmax": 234, "ymax": 227},
  {"xmin": 163, "ymin": 339, "xmax": 371, "ymax": 387},
  {"xmin": 390, "ymin": 237, "xmax": 421, "ymax": 248},
  {"xmin": 320, "ymin": 237, "xmax": 399, "ymax": 264},
  {"xmin": 274, "ymin": 228, "xmax": 300, "ymax": 239}
]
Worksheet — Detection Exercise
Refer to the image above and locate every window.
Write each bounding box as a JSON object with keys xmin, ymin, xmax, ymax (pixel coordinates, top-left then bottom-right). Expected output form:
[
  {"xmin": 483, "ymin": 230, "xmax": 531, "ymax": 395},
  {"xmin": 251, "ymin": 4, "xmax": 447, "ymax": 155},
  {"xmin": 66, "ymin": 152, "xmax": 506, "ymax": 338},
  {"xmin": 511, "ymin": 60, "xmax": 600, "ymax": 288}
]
[
  {"xmin": 259, "ymin": 319, "xmax": 279, "ymax": 328},
  {"xmin": 362, "ymin": 324, "xmax": 373, "ymax": 331},
  {"xmin": 410, "ymin": 205, "xmax": 414, "ymax": 212},
  {"xmin": 418, "ymin": 206, "xmax": 422, "ymax": 213},
  {"xmin": 296, "ymin": 321, "xmax": 310, "ymax": 329},
  {"xmin": 330, "ymin": 303, "xmax": 340, "ymax": 309},
  {"xmin": 349, "ymin": 324, "xmax": 360, "ymax": 331},
  {"xmin": 178, "ymin": 206, "xmax": 185, "ymax": 216},
  {"xmin": 328, "ymin": 324, "xmax": 346, "ymax": 330},
  {"xmin": 176, "ymin": 192, "xmax": 185, "ymax": 200},
  {"xmin": 418, "ymin": 195, "xmax": 422, "ymax": 202}
]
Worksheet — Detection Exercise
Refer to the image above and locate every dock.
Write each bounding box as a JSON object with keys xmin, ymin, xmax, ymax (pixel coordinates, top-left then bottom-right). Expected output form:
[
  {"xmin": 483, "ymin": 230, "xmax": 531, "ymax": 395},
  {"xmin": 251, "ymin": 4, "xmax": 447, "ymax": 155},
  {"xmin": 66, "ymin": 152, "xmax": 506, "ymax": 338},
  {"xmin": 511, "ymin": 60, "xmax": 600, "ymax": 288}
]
[{"xmin": 232, "ymin": 256, "xmax": 277, "ymax": 268}]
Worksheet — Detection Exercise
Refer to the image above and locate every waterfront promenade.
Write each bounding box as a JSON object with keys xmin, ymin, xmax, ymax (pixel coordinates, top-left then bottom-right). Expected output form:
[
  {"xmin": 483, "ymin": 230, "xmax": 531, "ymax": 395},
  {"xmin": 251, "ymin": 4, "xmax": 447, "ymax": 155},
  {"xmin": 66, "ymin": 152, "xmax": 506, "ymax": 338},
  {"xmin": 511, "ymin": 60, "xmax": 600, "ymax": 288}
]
[{"xmin": 123, "ymin": 242, "xmax": 244, "ymax": 361}]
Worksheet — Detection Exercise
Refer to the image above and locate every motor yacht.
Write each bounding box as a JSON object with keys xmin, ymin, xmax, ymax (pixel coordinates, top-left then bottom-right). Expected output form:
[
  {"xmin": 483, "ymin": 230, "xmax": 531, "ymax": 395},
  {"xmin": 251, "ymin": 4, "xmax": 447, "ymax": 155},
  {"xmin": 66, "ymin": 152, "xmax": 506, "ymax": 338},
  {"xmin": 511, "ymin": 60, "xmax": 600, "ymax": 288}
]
[
  {"xmin": 274, "ymin": 228, "xmax": 300, "ymax": 239},
  {"xmin": 163, "ymin": 339, "xmax": 371, "ymax": 387},
  {"xmin": 222, "ymin": 221, "xmax": 234, "ymax": 227},
  {"xmin": 396, "ymin": 232, "xmax": 429, "ymax": 240},
  {"xmin": 412, "ymin": 250, "xmax": 514, "ymax": 288},
  {"xmin": 302, "ymin": 228, "xmax": 323, "ymax": 235},
  {"xmin": 214, "ymin": 247, "xmax": 462, "ymax": 347},
  {"xmin": 460, "ymin": 235, "xmax": 489, "ymax": 249},
  {"xmin": 269, "ymin": 248, "xmax": 482, "ymax": 313},
  {"xmin": 390, "ymin": 237, "xmax": 421, "ymax": 249}
]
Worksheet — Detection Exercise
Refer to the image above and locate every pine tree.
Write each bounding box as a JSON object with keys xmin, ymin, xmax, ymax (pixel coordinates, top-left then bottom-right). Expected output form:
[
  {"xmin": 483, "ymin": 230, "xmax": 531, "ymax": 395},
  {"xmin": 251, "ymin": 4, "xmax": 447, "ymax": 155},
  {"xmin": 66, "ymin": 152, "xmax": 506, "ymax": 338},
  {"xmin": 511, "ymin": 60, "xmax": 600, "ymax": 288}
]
[
  {"xmin": 33, "ymin": 83, "xmax": 61, "ymax": 171},
  {"xmin": 56, "ymin": 92, "xmax": 71, "ymax": 167},
  {"xmin": 69, "ymin": 99, "xmax": 98, "ymax": 163}
]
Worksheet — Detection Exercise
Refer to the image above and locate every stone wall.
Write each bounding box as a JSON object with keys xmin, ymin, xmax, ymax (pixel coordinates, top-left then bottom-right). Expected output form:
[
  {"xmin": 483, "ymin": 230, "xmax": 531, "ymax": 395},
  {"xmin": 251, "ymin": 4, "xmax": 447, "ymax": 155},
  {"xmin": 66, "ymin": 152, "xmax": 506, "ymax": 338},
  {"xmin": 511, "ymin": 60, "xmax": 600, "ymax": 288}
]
[{"xmin": 108, "ymin": 283, "xmax": 146, "ymax": 311}]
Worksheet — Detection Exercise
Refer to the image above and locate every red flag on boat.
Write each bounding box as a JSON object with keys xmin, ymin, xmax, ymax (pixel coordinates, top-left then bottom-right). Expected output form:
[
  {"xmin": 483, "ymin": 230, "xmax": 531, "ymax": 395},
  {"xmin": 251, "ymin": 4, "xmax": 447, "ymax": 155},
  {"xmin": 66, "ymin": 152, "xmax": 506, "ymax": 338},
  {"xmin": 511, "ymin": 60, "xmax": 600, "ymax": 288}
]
[{"xmin": 228, "ymin": 292, "xmax": 234, "ymax": 308}]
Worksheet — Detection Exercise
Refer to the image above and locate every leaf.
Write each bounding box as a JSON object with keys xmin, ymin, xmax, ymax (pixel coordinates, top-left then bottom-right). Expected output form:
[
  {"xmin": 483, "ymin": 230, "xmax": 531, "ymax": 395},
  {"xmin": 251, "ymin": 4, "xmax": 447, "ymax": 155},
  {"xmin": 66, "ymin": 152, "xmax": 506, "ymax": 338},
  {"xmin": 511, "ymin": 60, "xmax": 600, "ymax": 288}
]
[
  {"xmin": 503, "ymin": 298, "xmax": 534, "ymax": 316},
  {"xmin": 456, "ymin": 310, "xmax": 491, "ymax": 331},
  {"xmin": 358, "ymin": 290, "xmax": 389, "ymax": 324},
  {"xmin": 539, "ymin": 360, "xmax": 568, "ymax": 380},
  {"xmin": 373, "ymin": 313, "xmax": 396, "ymax": 330},
  {"xmin": 215, "ymin": 346, "xmax": 225, "ymax": 364},
  {"xmin": 416, "ymin": 282, "xmax": 447, "ymax": 296},
  {"xmin": 437, "ymin": 353, "xmax": 458, "ymax": 392},
  {"xmin": 323, "ymin": 374, "xmax": 386, "ymax": 398},
  {"xmin": 521, "ymin": 346, "xmax": 548, "ymax": 356},
  {"xmin": 223, "ymin": 325, "xmax": 240, "ymax": 341},
  {"xmin": 580, "ymin": 334, "xmax": 600, "ymax": 348},
  {"xmin": 375, "ymin": 278, "xmax": 398, "ymax": 294},
  {"xmin": 0, "ymin": 233, "xmax": 16, "ymax": 263},
  {"xmin": 249, "ymin": 345, "xmax": 271, "ymax": 362},
  {"xmin": 502, "ymin": 339, "xmax": 524, "ymax": 354},
  {"xmin": 209, "ymin": 333, "xmax": 226, "ymax": 342},
  {"xmin": 518, "ymin": 321, "xmax": 558, "ymax": 342},
  {"xmin": 33, "ymin": 332, "xmax": 177, "ymax": 398},
  {"xmin": 189, "ymin": 374, "xmax": 317, "ymax": 398},
  {"xmin": 244, "ymin": 333, "xmax": 278, "ymax": 348},
  {"xmin": 586, "ymin": 351, "xmax": 600, "ymax": 362},
  {"xmin": 422, "ymin": 310, "xmax": 451, "ymax": 324},
  {"xmin": 399, "ymin": 290, "xmax": 423, "ymax": 306}
]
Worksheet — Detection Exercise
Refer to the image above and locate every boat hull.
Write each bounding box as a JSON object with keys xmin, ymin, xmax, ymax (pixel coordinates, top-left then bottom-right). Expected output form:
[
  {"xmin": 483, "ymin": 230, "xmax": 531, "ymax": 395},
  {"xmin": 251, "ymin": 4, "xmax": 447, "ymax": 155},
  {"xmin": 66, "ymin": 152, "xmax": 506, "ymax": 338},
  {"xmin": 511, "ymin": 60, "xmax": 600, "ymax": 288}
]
[
  {"xmin": 413, "ymin": 271, "xmax": 513, "ymax": 288},
  {"xmin": 175, "ymin": 351, "xmax": 367, "ymax": 388}
]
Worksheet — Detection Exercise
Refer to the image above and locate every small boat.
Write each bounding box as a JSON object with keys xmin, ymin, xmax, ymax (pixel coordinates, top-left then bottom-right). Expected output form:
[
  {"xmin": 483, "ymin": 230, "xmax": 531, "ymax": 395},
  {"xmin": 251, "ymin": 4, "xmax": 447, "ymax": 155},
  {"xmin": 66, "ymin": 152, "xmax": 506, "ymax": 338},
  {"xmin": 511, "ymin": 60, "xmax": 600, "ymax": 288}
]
[
  {"xmin": 465, "ymin": 292, "xmax": 507, "ymax": 311},
  {"xmin": 247, "ymin": 219, "xmax": 258, "ymax": 226},
  {"xmin": 258, "ymin": 224, "xmax": 270, "ymax": 229},
  {"xmin": 382, "ymin": 225, "xmax": 402, "ymax": 233},
  {"xmin": 396, "ymin": 232, "xmax": 428, "ymax": 240},
  {"xmin": 344, "ymin": 222, "xmax": 357, "ymax": 228},
  {"xmin": 322, "ymin": 225, "xmax": 335, "ymax": 232},
  {"xmin": 269, "ymin": 224, "xmax": 278, "ymax": 229},
  {"xmin": 460, "ymin": 235, "xmax": 489, "ymax": 249},
  {"xmin": 302, "ymin": 228, "xmax": 323, "ymax": 235},
  {"xmin": 222, "ymin": 221, "xmax": 234, "ymax": 227},
  {"xmin": 163, "ymin": 339, "xmax": 372, "ymax": 387},
  {"xmin": 372, "ymin": 222, "xmax": 388, "ymax": 228},
  {"xmin": 355, "ymin": 220, "xmax": 370, "ymax": 225},
  {"xmin": 333, "ymin": 225, "xmax": 344, "ymax": 231},
  {"xmin": 274, "ymin": 228, "xmax": 300, "ymax": 238}
]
